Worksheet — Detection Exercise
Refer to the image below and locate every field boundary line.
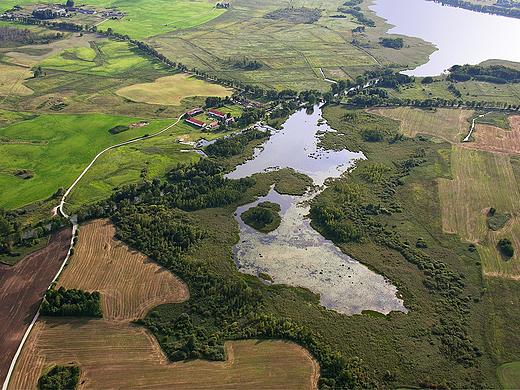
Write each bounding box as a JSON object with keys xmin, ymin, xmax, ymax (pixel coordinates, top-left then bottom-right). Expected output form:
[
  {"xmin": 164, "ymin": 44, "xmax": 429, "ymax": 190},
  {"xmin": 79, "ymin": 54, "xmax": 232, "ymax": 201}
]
[{"xmin": 59, "ymin": 114, "xmax": 184, "ymax": 218}]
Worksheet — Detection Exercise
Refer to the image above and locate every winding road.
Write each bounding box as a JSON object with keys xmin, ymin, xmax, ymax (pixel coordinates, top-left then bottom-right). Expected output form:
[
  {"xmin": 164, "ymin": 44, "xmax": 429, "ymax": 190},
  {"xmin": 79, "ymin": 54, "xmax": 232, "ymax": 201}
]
[{"xmin": 59, "ymin": 114, "xmax": 184, "ymax": 218}]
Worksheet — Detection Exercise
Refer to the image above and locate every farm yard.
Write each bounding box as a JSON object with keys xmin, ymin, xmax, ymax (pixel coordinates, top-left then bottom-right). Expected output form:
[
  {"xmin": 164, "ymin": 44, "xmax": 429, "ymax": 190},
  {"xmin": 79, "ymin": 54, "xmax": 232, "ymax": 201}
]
[{"xmin": 0, "ymin": 228, "xmax": 71, "ymax": 386}]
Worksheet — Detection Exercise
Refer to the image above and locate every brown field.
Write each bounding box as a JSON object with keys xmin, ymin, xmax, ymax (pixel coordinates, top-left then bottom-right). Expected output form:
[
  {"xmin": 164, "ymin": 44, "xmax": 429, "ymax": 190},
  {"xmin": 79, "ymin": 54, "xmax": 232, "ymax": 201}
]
[
  {"xmin": 370, "ymin": 107, "xmax": 473, "ymax": 144},
  {"xmin": 8, "ymin": 219, "xmax": 318, "ymax": 389},
  {"xmin": 438, "ymin": 147, "xmax": 520, "ymax": 278},
  {"xmin": 0, "ymin": 228, "xmax": 71, "ymax": 385},
  {"xmin": 9, "ymin": 318, "xmax": 318, "ymax": 390},
  {"xmin": 56, "ymin": 219, "xmax": 189, "ymax": 321},
  {"xmin": 469, "ymin": 116, "xmax": 520, "ymax": 155}
]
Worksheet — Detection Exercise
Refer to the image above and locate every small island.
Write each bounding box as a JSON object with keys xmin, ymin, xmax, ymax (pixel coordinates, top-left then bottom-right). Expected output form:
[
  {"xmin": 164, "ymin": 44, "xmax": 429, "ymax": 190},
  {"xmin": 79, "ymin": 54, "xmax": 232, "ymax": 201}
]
[{"xmin": 240, "ymin": 201, "xmax": 282, "ymax": 233}]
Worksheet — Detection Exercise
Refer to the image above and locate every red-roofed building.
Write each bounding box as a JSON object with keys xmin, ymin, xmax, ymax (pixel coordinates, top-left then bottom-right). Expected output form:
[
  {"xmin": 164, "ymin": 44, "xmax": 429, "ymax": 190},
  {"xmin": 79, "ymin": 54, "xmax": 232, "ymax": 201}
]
[
  {"xmin": 186, "ymin": 117, "xmax": 205, "ymax": 127},
  {"xmin": 208, "ymin": 108, "xmax": 226, "ymax": 119},
  {"xmin": 187, "ymin": 107, "xmax": 204, "ymax": 117}
]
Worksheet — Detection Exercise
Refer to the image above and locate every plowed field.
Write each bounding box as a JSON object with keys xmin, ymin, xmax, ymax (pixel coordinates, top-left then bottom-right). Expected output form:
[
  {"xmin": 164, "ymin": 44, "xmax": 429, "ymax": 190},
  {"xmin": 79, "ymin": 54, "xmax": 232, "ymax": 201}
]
[
  {"xmin": 0, "ymin": 228, "xmax": 71, "ymax": 385},
  {"xmin": 470, "ymin": 116, "xmax": 520, "ymax": 155},
  {"xmin": 57, "ymin": 219, "xmax": 189, "ymax": 321}
]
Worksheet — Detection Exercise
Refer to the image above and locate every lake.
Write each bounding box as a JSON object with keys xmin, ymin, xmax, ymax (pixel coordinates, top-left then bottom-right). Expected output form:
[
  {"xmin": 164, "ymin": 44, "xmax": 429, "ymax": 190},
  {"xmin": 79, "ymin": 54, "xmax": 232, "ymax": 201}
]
[
  {"xmin": 370, "ymin": 0, "xmax": 520, "ymax": 76},
  {"xmin": 228, "ymin": 106, "xmax": 407, "ymax": 315}
]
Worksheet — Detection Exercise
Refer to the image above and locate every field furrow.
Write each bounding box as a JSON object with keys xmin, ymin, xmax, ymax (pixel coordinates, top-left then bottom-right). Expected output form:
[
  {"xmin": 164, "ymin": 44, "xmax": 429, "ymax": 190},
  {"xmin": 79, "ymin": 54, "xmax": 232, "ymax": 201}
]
[{"xmin": 56, "ymin": 219, "xmax": 189, "ymax": 321}]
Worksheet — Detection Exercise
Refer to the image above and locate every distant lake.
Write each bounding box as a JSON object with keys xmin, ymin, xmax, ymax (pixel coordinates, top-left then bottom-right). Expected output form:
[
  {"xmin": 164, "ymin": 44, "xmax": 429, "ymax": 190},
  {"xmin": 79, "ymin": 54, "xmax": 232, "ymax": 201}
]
[{"xmin": 370, "ymin": 0, "xmax": 520, "ymax": 76}]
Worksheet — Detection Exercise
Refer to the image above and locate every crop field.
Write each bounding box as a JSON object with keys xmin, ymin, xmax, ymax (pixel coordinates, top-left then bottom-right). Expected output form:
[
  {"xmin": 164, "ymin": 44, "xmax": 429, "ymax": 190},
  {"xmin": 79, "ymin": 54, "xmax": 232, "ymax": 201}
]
[
  {"xmin": 57, "ymin": 219, "xmax": 189, "ymax": 321},
  {"xmin": 9, "ymin": 318, "xmax": 318, "ymax": 390},
  {"xmin": 0, "ymin": 63, "xmax": 33, "ymax": 97},
  {"xmin": 116, "ymin": 74, "xmax": 233, "ymax": 105},
  {"xmin": 8, "ymin": 219, "xmax": 318, "ymax": 390},
  {"xmin": 470, "ymin": 116, "xmax": 520, "ymax": 154},
  {"xmin": 0, "ymin": 112, "xmax": 174, "ymax": 209},
  {"xmin": 438, "ymin": 147, "xmax": 520, "ymax": 277},
  {"xmin": 0, "ymin": 229, "xmax": 71, "ymax": 386},
  {"xmin": 371, "ymin": 107, "xmax": 473, "ymax": 143},
  {"xmin": 145, "ymin": 0, "xmax": 435, "ymax": 91}
]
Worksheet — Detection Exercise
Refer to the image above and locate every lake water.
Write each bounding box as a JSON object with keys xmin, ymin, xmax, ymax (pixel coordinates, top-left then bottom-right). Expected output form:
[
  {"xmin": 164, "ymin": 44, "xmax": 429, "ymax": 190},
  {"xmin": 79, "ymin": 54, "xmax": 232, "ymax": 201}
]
[
  {"xmin": 370, "ymin": 0, "xmax": 520, "ymax": 76},
  {"xmin": 228, "ymin": 107, "xmax": 407, "ymax": 315}
]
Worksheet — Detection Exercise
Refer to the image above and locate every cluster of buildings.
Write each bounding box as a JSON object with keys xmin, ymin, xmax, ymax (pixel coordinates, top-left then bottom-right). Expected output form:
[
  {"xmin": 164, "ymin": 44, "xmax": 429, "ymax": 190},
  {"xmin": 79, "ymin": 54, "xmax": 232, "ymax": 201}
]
[{"xmin": 185, "ymin": 107, "xmax": 234, "ymax": 129}]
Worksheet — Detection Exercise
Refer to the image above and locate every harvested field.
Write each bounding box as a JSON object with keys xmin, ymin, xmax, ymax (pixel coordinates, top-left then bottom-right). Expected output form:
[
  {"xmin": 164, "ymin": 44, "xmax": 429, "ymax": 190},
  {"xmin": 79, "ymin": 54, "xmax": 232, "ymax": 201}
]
[
  {"xmin": 0, "ymin": 228, "xmax": 71, "ymax": 385},
  {"xmin": 8, "ymin": 318, "xmax": 318, "ymax": 390},
  {"xmin": 57, "ymin": 219, "xmax": 189, "ymax": 321},
  {"xmin": 438, "ymin": 146, "xmax": 520, "ymax": 277},
  {"xmin": 469, "ymin": 116, "xmax": 520, "ymax": 155},
  {"xmin": 0, "ymin": 63, "xmax": 33, "ymax": 97},
  {"xmin": 370, "ymin": 107, "xmax": 473, "ymax": 143},
  {"xmin": 498, "ymin": 362, "xmax": 520, "ymax": 389},
  {"xmin": 116, "ymin": 74, "xmax": 233, "ymax": 106}
]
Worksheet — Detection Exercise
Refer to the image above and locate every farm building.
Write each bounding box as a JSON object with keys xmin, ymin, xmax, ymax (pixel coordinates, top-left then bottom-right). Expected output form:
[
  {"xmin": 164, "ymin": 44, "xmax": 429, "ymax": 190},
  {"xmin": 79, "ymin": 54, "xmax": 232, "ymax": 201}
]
[
  {"xmin": 208, "ymin": 109, "xmax": 226, "ymax": 119},
  {"xmin": 186, "ymin": 117, "xmax": 205, "ymax": 127},
  {"xmin": 208, "ymin": 121, "xmax": 218, "ymax": 129},
  {"xmin": 187, "ymin": 107, "xmax": 204, "ymax": 117}
]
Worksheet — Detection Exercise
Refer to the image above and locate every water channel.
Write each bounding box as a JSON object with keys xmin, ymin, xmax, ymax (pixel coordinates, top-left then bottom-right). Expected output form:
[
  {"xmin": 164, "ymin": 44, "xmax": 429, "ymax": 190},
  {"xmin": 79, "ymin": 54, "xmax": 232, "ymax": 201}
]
[
  {"xmin": 370, "ymin": 0, "xmax": 520, "ymax": 76},
  {"xmin": 227, "ymin": 106, "xmax": 407, "ymax": 315}
]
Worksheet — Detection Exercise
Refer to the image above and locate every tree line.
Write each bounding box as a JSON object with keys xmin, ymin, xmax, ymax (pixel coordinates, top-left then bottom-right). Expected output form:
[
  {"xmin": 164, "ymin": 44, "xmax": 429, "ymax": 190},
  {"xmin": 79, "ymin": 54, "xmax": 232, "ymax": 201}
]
[{"xmin": 425, "ymin": 0, "xmax": 520, "ymax": 18}]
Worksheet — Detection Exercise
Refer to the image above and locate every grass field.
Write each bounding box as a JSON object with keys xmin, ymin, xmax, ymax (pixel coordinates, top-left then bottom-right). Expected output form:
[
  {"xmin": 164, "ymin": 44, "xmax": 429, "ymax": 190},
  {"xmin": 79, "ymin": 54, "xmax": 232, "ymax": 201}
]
[
  {"xmin": 116, "ymin": 74, "xmax": 233, "ymax": 105},
  {"xmin": 371, "ymin": 107, "xmax": 473, "ymax": 143},
  {"xmin": 0, "ymin": 112, "xmax": 174, "ymax": 209},
  {"xmin": 438, "ymin": 147, "xmax": 520, "ymax": 277},
  {"xmin": 64, "ymin": 136, "xmax": 200, "ymax": 209},
  {"xmin": 499, "ymin": 361, "xmax": 520, "ymax": 389},
  {"xmin": 8, "ymin": 319, "xmax": 318, "ymax": 390},
  {"xmin": 144, "ymin": 0, "xmax": 435, "ymax": 91},
  {"xmin": 3, "ymin": 0, "xmax": 226, "ymax": 40},
  {"xmin": 57, "ymin": 219, "xmax": 189, "ymax": 321}
]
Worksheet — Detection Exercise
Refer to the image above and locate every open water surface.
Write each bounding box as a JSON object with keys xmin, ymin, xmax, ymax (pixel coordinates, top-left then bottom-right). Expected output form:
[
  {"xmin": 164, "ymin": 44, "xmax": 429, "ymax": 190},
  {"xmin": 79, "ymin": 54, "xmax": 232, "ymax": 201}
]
[
  {"xmin": 228, "ymin": 107, "xmax": 407, "ymax": 315},
  {"xmin": 370, "ymin": 0, "xmax": 520, "ymax": 76}
]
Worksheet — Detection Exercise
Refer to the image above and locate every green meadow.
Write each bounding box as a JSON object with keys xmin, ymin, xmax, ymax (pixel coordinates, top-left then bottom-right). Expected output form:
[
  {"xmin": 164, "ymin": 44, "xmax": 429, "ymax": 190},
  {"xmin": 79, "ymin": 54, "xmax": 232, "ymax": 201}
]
[
  {"xmin": 0, "ymin": 113, "xmax": 174, "ymax": 209},
  {"xmin": 3, "ymin": 0, "xmax": 226, "ymax": 40}
]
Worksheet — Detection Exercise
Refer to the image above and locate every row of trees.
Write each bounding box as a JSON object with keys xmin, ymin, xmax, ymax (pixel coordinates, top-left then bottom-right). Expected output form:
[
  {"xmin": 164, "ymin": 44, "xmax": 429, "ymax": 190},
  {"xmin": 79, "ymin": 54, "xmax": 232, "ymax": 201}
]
[{"xmin": 426, "ymin": 0, "xmax": 520, "ymax": 18}]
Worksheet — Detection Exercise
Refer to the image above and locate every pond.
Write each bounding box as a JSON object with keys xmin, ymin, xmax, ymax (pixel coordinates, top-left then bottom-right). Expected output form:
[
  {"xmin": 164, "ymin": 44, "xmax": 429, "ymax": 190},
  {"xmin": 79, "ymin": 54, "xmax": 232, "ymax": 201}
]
[
  {"xmin": 370, "ymin": 0, "xmax": 520, "ymax": 76},
  {"xmin": 228, "ymin": 106, "xmax": 407, "ymax": 315}
]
